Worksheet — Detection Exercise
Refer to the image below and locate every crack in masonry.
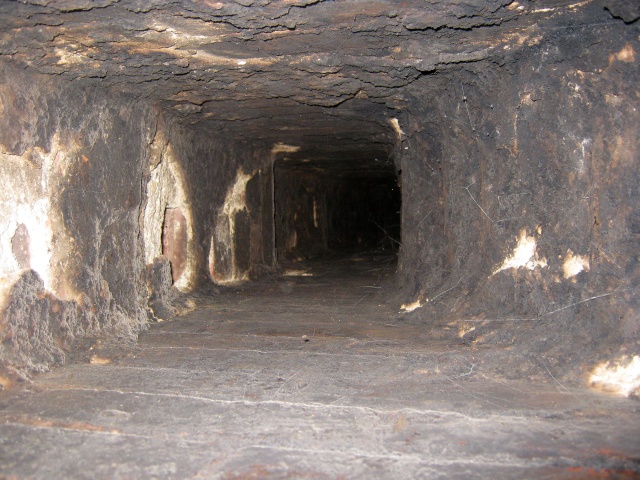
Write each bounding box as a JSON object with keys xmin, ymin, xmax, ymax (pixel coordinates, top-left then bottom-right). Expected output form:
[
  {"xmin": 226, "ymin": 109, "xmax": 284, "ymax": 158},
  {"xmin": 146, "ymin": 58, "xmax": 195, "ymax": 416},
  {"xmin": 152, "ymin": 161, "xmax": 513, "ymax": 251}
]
[{"xmin": 38, "ymin": 386, "xmax": 489, "ymax": 420}]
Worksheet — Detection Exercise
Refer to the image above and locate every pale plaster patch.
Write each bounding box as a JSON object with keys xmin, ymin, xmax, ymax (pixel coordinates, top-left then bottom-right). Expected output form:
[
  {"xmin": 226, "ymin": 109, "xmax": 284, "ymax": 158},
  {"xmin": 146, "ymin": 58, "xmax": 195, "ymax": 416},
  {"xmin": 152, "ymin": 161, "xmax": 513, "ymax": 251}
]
[
  {"xmin": 0, "ymin": 153, "xmax": 54, "ymax": 291},
  {"xmin": 89, "ymin": 354, "xmax": 112, "ymax": 365},
  {"xmin": 498, "ymin": 24, "xmax": 542, "ymax": 50},
  {"xmin": 562, "ymin": 249, "xmax": 590, "ymax": 279},
  {"xmin": 283, "ymin": 270, "xmax": 313, "ymax": 277},
  {"xmin": 530, "ymin": 1, "xmax": 588, "ymax": 14},
  {"xmin": 520, "ymin": 92, "xmax": 535, "ymax": 106},
  {"xmin": 271, "ymin": 143, "xmax": 301, "ymax": 155},
  {"xmin": 491, "ymin": 229, "xmax": 547, "ymax": 276},
  {"xmin": 15, "ymin": 200, "xmax": 52, "ymax": 287},
  {"xmin": 400, "ymin": 298, "xmax": 428, "ymax": 313},
  {"xmin": 211, "ymin": 168, "xmax": 255, "ymax": 285},
  {"xmin": 389, "ymin": 118, "xmax": 404, "ymax": 140},
  {"xmin": 609, "ymin": 43, "xmax": 636, "ymax": 64},
  {"xmin": 313, "ymin": 199, "xmax": 319, "ymax": 229},
  {"xmin": 458, "ymin": 325, "xmax": 476, "ymax": 338},
  {"xmin": 222, "ymin": 169, "xmax": 252, "ymax": 219},
  {"xmin": 153, "ymin": 25, "xmax": 210, "ymax": 43},
  {"xmin": 190, "ymin": 51, "xmax": 271, "ymax": 68},
  {"xmin": 567, "ymin": 1, "xmax": 590, "ymax": 10},
  {"xmin": 530, "ymin": 7, "xmax": 555, "ymax": 13},
  {"xmin": 55, "ymin": 47, "xmax": 89, "ymax": 66},
  {"xmin": 590, "ymin": 355, "xmax": 640, "ymax": 397}
]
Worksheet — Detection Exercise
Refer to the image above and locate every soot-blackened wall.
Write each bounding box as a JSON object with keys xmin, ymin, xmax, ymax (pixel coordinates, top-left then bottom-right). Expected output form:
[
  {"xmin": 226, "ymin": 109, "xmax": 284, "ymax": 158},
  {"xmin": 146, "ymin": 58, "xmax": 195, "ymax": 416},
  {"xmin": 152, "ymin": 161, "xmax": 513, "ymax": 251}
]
[{"xmin": 396, "ymin": 24, "xmax": 639, "ymax": 380}]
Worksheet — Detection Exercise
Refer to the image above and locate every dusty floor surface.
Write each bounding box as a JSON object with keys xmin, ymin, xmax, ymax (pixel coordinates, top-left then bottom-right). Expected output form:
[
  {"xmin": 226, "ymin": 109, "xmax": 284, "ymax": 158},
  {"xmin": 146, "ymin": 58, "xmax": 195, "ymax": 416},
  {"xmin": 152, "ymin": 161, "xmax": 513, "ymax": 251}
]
[{"xmin": 1, "ymin": 253, "xmax": 639, "ymax": 479}]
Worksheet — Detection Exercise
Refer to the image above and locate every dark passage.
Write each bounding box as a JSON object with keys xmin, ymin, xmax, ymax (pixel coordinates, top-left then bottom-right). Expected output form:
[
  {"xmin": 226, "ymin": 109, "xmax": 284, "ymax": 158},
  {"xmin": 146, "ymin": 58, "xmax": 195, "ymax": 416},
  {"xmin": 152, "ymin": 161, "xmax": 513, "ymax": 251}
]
[{"xmin": 274, "ymin": 153, "xmax": 401, "ymax": 262}]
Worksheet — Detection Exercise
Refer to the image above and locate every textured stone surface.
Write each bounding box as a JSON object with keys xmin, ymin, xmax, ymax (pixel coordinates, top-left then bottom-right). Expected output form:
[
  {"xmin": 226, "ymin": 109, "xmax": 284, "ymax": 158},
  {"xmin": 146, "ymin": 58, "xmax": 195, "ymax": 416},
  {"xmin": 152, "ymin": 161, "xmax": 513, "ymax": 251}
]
[
  {"xmin": 145, "ymin": 256, "xmax": 176, "ymax": 321},
  {"xmin": 396, "ymin": 22, "xmax": 640, "ymax": 380},
  {"xmin": 0, "ymin": 271, "xmax": 69, "ymax": 375},
  {"xmin": 0, "ymin": 0, "xmax": 637, "ymax": 390},
  {"xmin": 0, "ymin": 0, "xmax": 607, "ymax": 160},
  {"xmin": 0, "ymin": 65, "xmax": 156, "ymax": 377},
  {"xmin": 0, "ymin": 258, "xmax": 638, "ymax": 478}
]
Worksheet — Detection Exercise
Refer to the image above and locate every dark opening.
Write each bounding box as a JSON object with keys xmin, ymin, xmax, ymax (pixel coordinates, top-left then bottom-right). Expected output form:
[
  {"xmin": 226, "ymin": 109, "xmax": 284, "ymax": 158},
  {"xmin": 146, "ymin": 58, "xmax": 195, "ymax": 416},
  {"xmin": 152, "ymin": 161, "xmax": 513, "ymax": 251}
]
[{"xmin": 274, "ymin": 153, "xmax": 401, "ymax": 263}]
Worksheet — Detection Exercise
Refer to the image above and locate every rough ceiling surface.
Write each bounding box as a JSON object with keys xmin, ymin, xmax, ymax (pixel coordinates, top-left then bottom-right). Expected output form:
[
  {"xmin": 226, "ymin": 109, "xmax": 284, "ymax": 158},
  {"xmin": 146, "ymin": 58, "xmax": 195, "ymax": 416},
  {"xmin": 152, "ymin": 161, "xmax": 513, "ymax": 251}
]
[{"xmin": 0, "ymin": 0, "xmax": 628, "ymax": 152}]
